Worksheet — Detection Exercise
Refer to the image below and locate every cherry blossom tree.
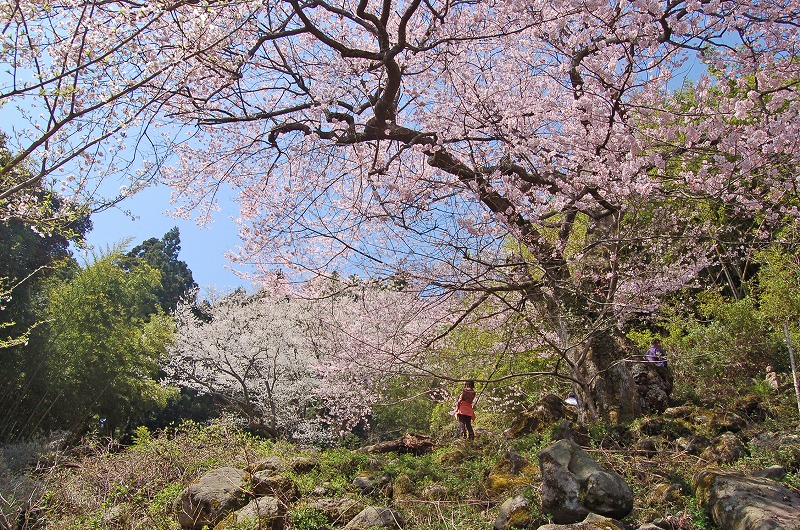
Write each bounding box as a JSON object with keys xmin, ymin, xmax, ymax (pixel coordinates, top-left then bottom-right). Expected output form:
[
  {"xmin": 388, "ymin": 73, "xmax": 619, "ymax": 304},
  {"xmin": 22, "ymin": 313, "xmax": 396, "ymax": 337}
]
[
  {"xmin": 9, "ymin": 0, "xmax": 799, "ymax": 420},
  {"xmin": 165, "ymin": 279, "xmax": 451, "ymax": 441},
  {"xmin": 164, "ymin": 289, "xmax": 321, "ymax": 439},
  {"xmin": 304, "ymin": 276, "xmax": 453, "ymax": 434},
  {"xmin": 153, "ymin": 0, "xmax": 800, "ymax": 420}
]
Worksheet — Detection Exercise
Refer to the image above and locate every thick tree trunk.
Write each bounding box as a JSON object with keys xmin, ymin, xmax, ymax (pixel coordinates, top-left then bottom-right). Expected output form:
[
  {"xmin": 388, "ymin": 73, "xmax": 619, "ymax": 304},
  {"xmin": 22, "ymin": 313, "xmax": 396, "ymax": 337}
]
[{"xmin": 576, "ymin": 331, "xmax": 641, "ymax": 424}]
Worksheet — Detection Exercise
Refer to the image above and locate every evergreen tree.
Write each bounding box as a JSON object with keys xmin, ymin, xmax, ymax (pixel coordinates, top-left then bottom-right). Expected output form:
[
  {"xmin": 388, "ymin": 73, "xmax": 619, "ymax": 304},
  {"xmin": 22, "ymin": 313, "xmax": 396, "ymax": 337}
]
[{"xmin": 124, "ymin": 227, "xmax": 197, "ymax": 313}]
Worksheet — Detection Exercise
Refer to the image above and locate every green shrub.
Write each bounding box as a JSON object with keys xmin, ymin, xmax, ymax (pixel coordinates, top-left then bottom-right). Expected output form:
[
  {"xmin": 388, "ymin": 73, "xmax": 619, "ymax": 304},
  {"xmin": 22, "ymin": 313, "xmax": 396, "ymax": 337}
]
[{"xmin": 288, "ymin": 506, "xmax": 330, "ymax": 530}]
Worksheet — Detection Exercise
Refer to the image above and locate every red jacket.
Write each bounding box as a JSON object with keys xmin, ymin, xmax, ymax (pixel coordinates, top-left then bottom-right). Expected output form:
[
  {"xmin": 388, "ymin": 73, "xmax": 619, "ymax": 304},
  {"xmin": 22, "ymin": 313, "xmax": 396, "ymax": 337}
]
[{"xmin": 456, "ymin": 387, "xmax": 476, "ymax": 420}]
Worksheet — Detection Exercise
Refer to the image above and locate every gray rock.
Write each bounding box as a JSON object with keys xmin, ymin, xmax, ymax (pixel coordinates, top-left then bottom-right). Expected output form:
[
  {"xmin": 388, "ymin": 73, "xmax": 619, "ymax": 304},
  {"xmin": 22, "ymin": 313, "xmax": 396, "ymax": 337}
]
[
  {"xmin": 536, "ymin": 513, "xmax": 626, "ymax": 530},
  {"xmin": 694, "ymin": 468, "xmax": 800, "ymax": 530},
  {"xmin": 752, "ymin": 465, "xmax": 785, "ymax": 481},
  {"xmin": 494, "ymin": 494, "xmax": 532, "ymax": 530},
  {"xmin": 252, "ymin": 471, "xmax": 299, "ymax": 501},
  {"xmin": 311, "ymin": 482, "xmax": 329, "ymax": 496},
  {"xmin": 699, "ymin": 432, "xmax": 747, "ymax": 464},
  {"xmin": 422, "ymin": 484, "xmax": 448, "ymax": 500},
  {"xmin": 495, "ymin": 450, "xmax": 529, "ymax": 474},
  {"xmin": 307, "ymin": 497, "xmax": 365, "ymax": 524},
  {"xmin": 750, "ymin": 432, "xmax": 800, "ymax": 450},
  {"xmin": 218, "ymin": 496, "xmax": 285, "ymax": 530},
  {"xmin": 674, "ymin": 435, "xmax": 710, "ymax": 455},
  {"xmin": 246, "ymin": 456, "xmax": 285, "ymax": 473},
  {"xmin": 538, "ymin": 439, "xmax": 633, "ymax": 524},
  {"xmin": 174, "ymin": 467, "xmax": 249, "ymax": 529},
  {"xmin": 343, "ymin": 506, "xmax": 404, "ymax": 529},
  {"xmin": 636, "ymin": 417, "xmax": 692, "ymax": 438},
  {"xmin": 635, "ymin": 437, "xmax": 658, "ymax": 457},
  {"xmin": 630, "ymin": 361, "xmax": 672, "ymax": 413},
  {"xmin": 352, "ymin": 474, "xmax": 390, "ymax": 494}
]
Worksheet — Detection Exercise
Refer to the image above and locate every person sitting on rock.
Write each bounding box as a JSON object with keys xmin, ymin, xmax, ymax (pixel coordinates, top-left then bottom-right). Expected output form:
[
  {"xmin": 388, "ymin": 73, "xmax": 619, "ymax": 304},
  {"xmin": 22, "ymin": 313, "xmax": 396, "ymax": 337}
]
[
  {"xmin": 564, "ymin": 392, "xmax": 578, "ymax": 407},
  {"xmin": 645, "ymin": 339, "xmax": 667, "ymax": 367},
  {"xmin": 634, "ymin": 338, "xmax": 674, "ymax": 413}
]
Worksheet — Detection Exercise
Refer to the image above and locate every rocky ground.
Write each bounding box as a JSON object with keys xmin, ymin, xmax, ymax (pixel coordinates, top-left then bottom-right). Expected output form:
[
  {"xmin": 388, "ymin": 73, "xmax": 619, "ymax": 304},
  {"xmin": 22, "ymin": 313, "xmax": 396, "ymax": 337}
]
[
  {"xmin": 2, "ymin": 379, "xmax": 799, "ymax": 530},
  {"xmin": 170, "ymin": 394, "xmax": 800, "ymax": 530}
]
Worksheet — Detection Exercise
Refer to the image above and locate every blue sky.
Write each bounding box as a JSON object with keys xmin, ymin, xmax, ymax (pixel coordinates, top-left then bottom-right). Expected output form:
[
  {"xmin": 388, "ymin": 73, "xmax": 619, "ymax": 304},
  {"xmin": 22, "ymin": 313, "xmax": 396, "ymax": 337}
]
[
  {"xmin": 80, "ymin": 182, "xmax": 254, "ymax": 296},
  {"xmin": 0, "ymin": 67, "xmax": 252, "ymax": 295}
]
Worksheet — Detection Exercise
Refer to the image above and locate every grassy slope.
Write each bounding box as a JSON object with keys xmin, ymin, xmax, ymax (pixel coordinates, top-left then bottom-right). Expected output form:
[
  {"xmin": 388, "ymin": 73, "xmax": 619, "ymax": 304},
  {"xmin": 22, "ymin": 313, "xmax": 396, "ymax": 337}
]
[{"xmin": 2, "ymin": 382, "xmax": 799, "ymax": 530}]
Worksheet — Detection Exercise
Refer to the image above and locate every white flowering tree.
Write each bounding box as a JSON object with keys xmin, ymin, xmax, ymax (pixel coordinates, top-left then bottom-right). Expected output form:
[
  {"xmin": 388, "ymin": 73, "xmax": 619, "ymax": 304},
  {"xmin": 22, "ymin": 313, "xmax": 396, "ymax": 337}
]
[
  {"xmin": 166, "ymin": 280, "xmax": 453, "ymax": 441},
  {"xmin": 165, "ymin": 290, "xmax": 321, "ymax": 439}
]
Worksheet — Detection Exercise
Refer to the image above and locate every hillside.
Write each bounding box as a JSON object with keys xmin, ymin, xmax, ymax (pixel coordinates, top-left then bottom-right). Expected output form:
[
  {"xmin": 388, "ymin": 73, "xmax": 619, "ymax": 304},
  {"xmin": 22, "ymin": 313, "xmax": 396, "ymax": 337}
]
[{"xmin": 2, "ymin": 375, "xmax": 799, "ymax": 530}]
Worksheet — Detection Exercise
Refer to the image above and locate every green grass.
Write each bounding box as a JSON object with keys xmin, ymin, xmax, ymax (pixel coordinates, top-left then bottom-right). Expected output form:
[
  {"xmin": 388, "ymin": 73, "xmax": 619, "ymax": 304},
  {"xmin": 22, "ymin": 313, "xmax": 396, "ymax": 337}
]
[{"xmin": 4, "ymin": 381, "xmax": 800, "ymax": 530}]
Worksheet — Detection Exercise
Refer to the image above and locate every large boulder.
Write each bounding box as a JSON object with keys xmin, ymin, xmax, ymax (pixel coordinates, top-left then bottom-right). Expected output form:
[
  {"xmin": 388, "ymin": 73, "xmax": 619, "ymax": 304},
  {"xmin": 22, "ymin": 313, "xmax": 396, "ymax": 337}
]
[
  {"xmin": 174, "ymin": 467, "xmax": 250, "ymax": 529},
  {"xmin": 693, "ymin": 469, "xmax": 800, "ymax": 530},
  {"xmin": 538, "ymin": 439, "xmax": 633, "ymax": 524},
  {"xmin": 630, "ymin": 361, "xmax": 672, "ymax": 413}
]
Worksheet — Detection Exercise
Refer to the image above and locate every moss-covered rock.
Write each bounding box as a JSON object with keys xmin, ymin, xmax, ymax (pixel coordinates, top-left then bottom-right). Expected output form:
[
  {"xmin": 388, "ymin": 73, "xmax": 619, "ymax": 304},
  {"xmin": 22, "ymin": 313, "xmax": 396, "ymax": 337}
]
[
  {"xmin": 436, "ymin": 447, "xmax": 469, "ymax": 466},
  {"xmin": 485, "ymin": 450, "xmax": 539, "ymax": 496},
  {"xmin": 252, "ymin": 472, "xmax": 299, "ymax": 502},
  {"xmin": 503, "ymin": 394, "xmax": 574, "ymax": 439},
  {"xmin": 645, "ymin": 482, "xmax": 688, "ymax": 505},
  {"xmin": 693, "ymin": 468, "xmax": 800, "ymax": 530},
  {"xmin": 708, "ymin": 410, "xmax": 747, "ymax": 434},
  {"xmin": 493, "ymin": 494, "xmax": 534, "ymax": 530},
  {"xmin": 392, "ymin": 474, "xmax": 416, "ymax": 496},
  {"xmin": 699, "ymin": 432, "xmax": 747, "ymax": 464},
  {"xmin": 634, "ymin": 417, "xmax": 693, "ymax": 439},
  {"xmin": 288, "ymin": 456, "xmax": 320, "ymax": 474}
]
